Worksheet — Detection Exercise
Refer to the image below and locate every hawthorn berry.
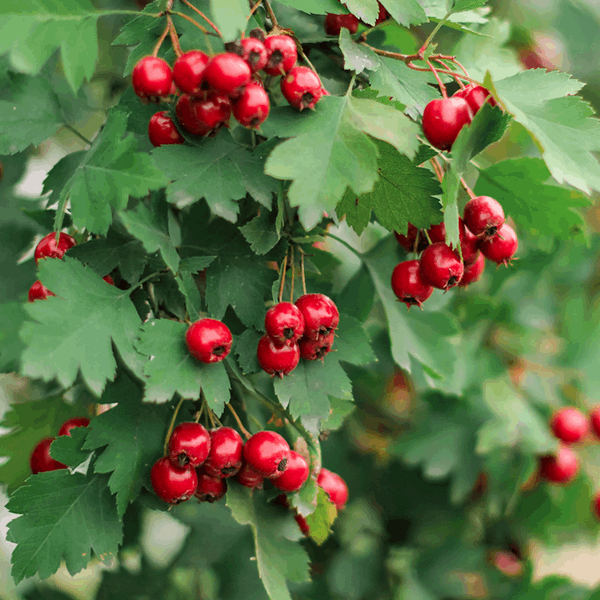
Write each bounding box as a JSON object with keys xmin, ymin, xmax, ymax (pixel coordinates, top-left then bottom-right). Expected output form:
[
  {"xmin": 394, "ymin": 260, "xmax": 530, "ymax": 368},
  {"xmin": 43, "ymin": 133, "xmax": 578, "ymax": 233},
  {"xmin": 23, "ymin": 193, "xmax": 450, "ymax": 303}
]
[
  {"xmin": 28, "ymin": 280, "xmax": 55, "ymax": 302},
  {"xmin": 295, "ymin": 513, "xmax": 310, "ymax": 535},
  {"xmin": 150, "ymin": 456, "xmax": 198, "ymax": 504},
  {"xmin": 203, "ymin": 53, "xmax": 251, "ymax": 96},
  {"xmin": 491, "ymin": 551, "xmax": 524, "ymax": 577},
  {"xmin": 550, "ymin": 407, "xmax": 589, "ymax": 444},
  {"xmin": 280, "ymin": 66, "xmax": 322, "ymax": 111},
  {"xmin": 375, "ymin": 2, "xmax": 389, "ymax": 24},
  {"xmin": 148, "ymin": 111, "xmax": 184, "ymax": 147},
  {"xmin": 34, "ymin": 232, "xmax": 76, "ymax": 264},
  {"xmin": 203, "ymin": 426, "xmax": 243, "ymax": 477},
  {"xmin": 176, "ymin": 95, "xmax": 207, "ymax": 136},
  {"xmin": 458, "ymin": 252, "xmax": 485, "ymax": 287},
  {"xmin": 257, "ymin": 335, "xmax": 300, "ymax": 377},
  {"xmin": 186, "ymin": 318, "xmax": 232, "ymax": 363},
  {"xmin": 103, "ymin": 275, "xmax": 115, "ymax": 285},
  {"xmin": 240, "ymin": 37, "xmax": 268, "ymax": 72},
  {"xmin": 478, "ymin": 223, "xmax": 518, "ymax": 266},
  {"xmin": 30, "ymin": 437, "xmax": 66, "ymax": 474},
  {"xmin": 236, "ymin": 462, "xmax": 264, "ymax": 488},
  {"xmin": 263, "ymin": 35, "xmax": 297, "ymax": 76},
  {"xmin": 295, "ymin": 293, "xmax": 339, "ymax": 339},
  {"xmin": 391, "ymin": 260, "xmax": 434, "ymax": 309},
  {"xmin": 317, "ymin": 468, "xmax": 348, "ymax": 510},
  {"xmin": 172, "ymin": 50, "xmax": 209, "ymax": 95},
  {"xmin": 58, "ymin": 417, "xmax": 90, "ymax": 437},
  {"xmin": 419, "ymin": 242, "xmax": 464, "ymax": 290},
  {"xmin": 299, "ymin": 331, "xmax": 335, "ymax": 361},
  {"xmin": 272, "ymin": 451, "xmax": 309, "ymax": 492},
  {"xmin": 590, "ymin": 407, "xmax": 600, "ymax": 439},
  {"xmin": 427, "ymin": 220, "xmax": 478, "ymax": 265},
  {"xmin": 264, "ymin": 302, "xmax": 305, "ymax": 345},
  {"xmin": 539, "ymin": 446, "xmax": 579, "ymax": 484},
  {"xmin": 463, "ymin": 196, "xmax": 505, "ymax": 238},
  {"xmin": 193, "ymin": 92, "xmax": 232, "ymax": 132},
  {"xmin": 455, "ymin": 84, "xmax": 496, "ymax": 114},
  {"xmin": 593, "ymin": 492, "xmax": 600, "ymax": 520},
  {"xmin": 243, "ymin": 430, "xmax": 290, "ymax": 478},
  {"xmin": 195, "ymin": 471, "xmax": 227, "ymax": 502},
  {"xmin": 232, "ymin": 82, "xmax": 270, "ymax": 129},
  {"xmin": 422, "ymin": 97, "xmax": 472, "ymax": 151},
  {"xmin": 132, "ymin": 56, "xmax": 173, "ymax": 99},
  {"xmin": 168, "ymin": 422, "xmax": 211, "ymax": 467},
  {"xmin": 394, "ymin": 224, "xmax": 428, "ymax": 253},
  {"xmin": 324, "ymin": 13, "xmax": 360, "ymax": 36}
]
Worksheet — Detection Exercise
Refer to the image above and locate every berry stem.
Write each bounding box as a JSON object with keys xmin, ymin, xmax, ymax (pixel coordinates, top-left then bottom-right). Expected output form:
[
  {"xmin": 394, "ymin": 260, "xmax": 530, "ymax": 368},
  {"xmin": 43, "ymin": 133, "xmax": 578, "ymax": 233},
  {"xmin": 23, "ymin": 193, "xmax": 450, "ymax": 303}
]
[
  {"xmin": 430, "ymin": 157, "xmax": 444, "ymax": 183},
  {"xmin": 193, "ymin": 402, "xmax": 205, "ymax": 423},
  {"xmin": 64, "ymin": 123, "xmax": 92, "ymax": 145},
  {"xmin": 326, "ymin": 232, "xmax": 363, "ymax": 258},
  {"xmin": 434, "ymin": 58, "xmax": 464, "ymax": 88},
  {"xmin": 290, "ymin": 245, "xmax": 295, "ymax": 303},
  {"xmin": 461, "ymin": 177, "xmax": 476, "ymax": 200},
  {"xmin": 226, "ymin": 403, "xmax": 252, "ymax": 439},
  {"xmin": 262, "ymin": 0, "xmax": 279, "ymax": 29},
  {"xmin": 418, "ymin": 10, "xmax": 452, "ymax": 56},
  {"xmin": 164, "ymin": 397, "xmax": 185, "ymax": 456},
  {"xmin": 168, "ymin": 17, "xmax": 183, "ymax": 57},
  {"xmin": 248, "ymin": 0, "xmax": 263, "ymax": 20},
  {"xmin": 170, "ymin": 11, "xmax": 212, "ymax": 36},
  {"xmin": 426, "ymin": 60, "xmax": 447, "ymax": 98},
  {"xmin": 278, "ymin": 249, "xmax": 288, "ymax": 303},
  {"xmin": 300, "ymin": 250, "xmax": 307, "ymax": 295},
  {"xmin": 152, "ymin": 20, "xmax": 172, "ymax": 57},
  {"xmin": 178, "ymin": 0, "xmax": 222, "ymax": 37}
]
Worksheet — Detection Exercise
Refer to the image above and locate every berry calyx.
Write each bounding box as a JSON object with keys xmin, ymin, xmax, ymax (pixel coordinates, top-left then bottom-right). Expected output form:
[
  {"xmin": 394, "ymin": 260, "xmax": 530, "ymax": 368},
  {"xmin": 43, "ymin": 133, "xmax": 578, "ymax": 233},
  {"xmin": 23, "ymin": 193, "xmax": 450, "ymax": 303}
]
[
  {"xmin": 232, "ymin": 82, "xmax": 270, "ymax": 129},
  {"xmin": 236, "ymin": 462, "xmax": 264, "ymax": 488},
  {"xmin": 324, "ymin": 13, "xmax": 360, "ymax": 36},
  {"xmin": 455, "ymin": 85, "xmax": 497, "ymax": 114},
  {"xmin": 458, "ymin": 252, "xmax": 485, "ymax": 287},
  {"xmin": 257, "ymin": 335, "xmax": 300, "ymax": 377},
  {"xmin": 132, "ymin": 56, "xmax": 173, "ymax": 99},
  {"xmin": 185, "ymin": 318, "xmax": 233, "ymax": 364},
  {"xmin": 264, "ymin": 302, "xmax": 305, "ymax": 345},
  {"xmin": 150, "ymin": 456, "xmax": 198, "ymax": 504},
  {"xmin": 193, "ymin": 92, "xmax": 232, "ymax": 132},
  {"xmin": 317, "ymin": 468, "xmax": 348, "ymax": 510},
  {"xmin": 148, "ymin": 111, "xmax": 185, "ymax": 147},
  {"xmin": 240, "ymin": 37, "xmax": 268, "ymax": 72},
  {"xmin": 203, "ymin": 426, "xmax": 243, "ymax": 478},
  {"xmin": 295, "ymin": 293, "xmax": 339, "ymax": 339},
  {"xmin": 34, "ymin": 232, "xmax": 76, "ymax": 264},
  {"xmin": 550, "ymin": 407, "xmax": 589, "ymax": 444},
  {"xmin": 463, "ymin": 196, "xmax": 505, "ymax": 238},
  {"xmin": 168, "ymin": 422, "xmax": 211, "ymax": 467},
  {"xmin": 172, "ymin": 50, "xmax": 209, "ymax": 95},
  {"xmin": 203, "ymin": 53, "xmax": 252, "ymax": 96},
  {"xmin": 422, "ymin": 97, "xmax": 472, "ymax": 151},
  {"xmin": 30, "ymin": 437, "xmax": 66, "ymax": 474},
  {"xmin": 391, "ymin": 260, "xmax": 434, "ymax": 309},
  {"xmin": 58, "ymin": 417, "xmax": 90, "ymax": 437},
  {"xmin": 539, "ymin": 446, "xmax": 579, "ymax": 484},
  {"xmin": 394, "ymin": 224, "xmax": 428, "ymax": 253},
  {"xmin": 478, "ymin": 223, "xmax": 518, "ymax": 266},
  {"xmin": 272, "ymin": 451, "xmax": 309, "ymax": 492},
  {"xmin": 419, "ymin": 243, "xmax": 464, "ymax": 290},
  {"xmin": 28, "ymin": 280, "xmax": 55, "ymax": 302},
  {"xmin": 589, "ymin": 407, "xmax": 600, "ymax": 439},
  {"xmin": 299, "ymin": 331, "xmax": 335, "ymax": 361},
  {"xmin": 281, "ymin": 66, "xmax": 322, "ymax": 111},
  {"xmin": 243, "ymin": 430, "xmax": 290, "ymax": 478},
  {"xmin": 263, "ymin": 35, "xmax": 298, "ymax": 76},
  {"xmin": 195, "ymin": 471, "xmax": 227, "ymax": 502}
]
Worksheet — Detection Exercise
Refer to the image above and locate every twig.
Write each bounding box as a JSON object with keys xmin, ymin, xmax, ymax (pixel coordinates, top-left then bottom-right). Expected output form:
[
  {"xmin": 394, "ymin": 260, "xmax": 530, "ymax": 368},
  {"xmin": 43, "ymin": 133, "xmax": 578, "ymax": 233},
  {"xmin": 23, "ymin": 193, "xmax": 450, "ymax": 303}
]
[
  {"xmin": 179, "ymin": 0, "xmax": 222, "ymax": 37},
  {"xmin": 227, "ymin": 403, "xmax": 252, "ymax": 439},
  {"xmin": 290, "ymin": 245, "xmax": 295, "ymax": 303},
  {"xmin": 262, "ymin": 0, "xmax": 279, "ymax": 28},
  {"xmin": 278, "ymin": 250, "xmax": 288, "ymax": 303},
  {"xmin": 164, "ymin": 397, "xmax": 185, "ymax": 456},
  {"xmin": 152, "ymin": 20, "xmax": 171, "ymax": 57},
  {"xmin": 248, "ymin": 0, "xmax": 263, "ymax": 20},
  {"xmin": 170, "ymin": 10, "xmax": 212, "ymax": 36},
  {"xmin": 168, "ymin": 16, "xmax": 183, "ymax": 57},
  {"xmin": 300, "ymin": 251, "xmax": 307, "ymax": 295}
]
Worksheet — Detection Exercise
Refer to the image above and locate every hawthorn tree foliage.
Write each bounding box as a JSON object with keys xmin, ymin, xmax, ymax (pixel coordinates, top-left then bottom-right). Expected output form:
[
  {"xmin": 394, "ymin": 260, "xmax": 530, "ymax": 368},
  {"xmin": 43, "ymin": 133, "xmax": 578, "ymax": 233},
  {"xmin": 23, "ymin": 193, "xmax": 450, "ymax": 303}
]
[{"xmin": 2, "ymin": 0, "xmax": 600, "ymax": 598}]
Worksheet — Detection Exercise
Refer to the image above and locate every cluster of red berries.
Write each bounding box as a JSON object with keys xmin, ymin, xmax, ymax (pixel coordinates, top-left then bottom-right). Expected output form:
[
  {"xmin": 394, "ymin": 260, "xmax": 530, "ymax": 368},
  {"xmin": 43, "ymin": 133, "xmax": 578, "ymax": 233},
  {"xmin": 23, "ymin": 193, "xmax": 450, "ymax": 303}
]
[
  {"xmin": 391, "ymin": 196, "xmax": 518, "ymax": 308},
  {"xmin": 324, "ymin": 1, "xmax": 389, "ymax": 36},
  {"xmin": 29, "ymin": 417, "xmax": 90, "ymax": 474},
  {"xmin": 257, "ymin": 294, "xmax": 340, "ymax": 377},
  {"xmin": 185, "ymin": 317, "xmax": 233, "ymax": 364}
]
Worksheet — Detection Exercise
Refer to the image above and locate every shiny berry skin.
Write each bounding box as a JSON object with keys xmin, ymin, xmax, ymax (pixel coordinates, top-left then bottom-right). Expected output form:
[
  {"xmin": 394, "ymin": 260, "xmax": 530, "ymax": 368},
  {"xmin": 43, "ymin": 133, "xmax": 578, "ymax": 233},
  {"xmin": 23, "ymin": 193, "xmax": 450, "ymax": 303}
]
[
  {"xmin": 195, "ymin": 471, "xmax": 227, "ymax": 502},
  {"xmin": 272, "ymin": 451, "xmax": 309, "ymax": 492},
  {"xmin": 458, "ymin": 252, "xmax": 485, "ymax": 287},
  {"xmin": 324, "ymin": 13, "xmax": 360, "ymax": 35},
  {"xmin": 593, "ymin": 492, "xmax": 600, "ymax": 520},
  {"xmin": 243, "ymin": 430, "xmax": 290, "ymax": 478},
  {"xmin": 176, "ymin": 95, "xmax": 207, "ymax": 136},
  {"xmin": 232, "ymin": 82, "xmax": 270, "ymax": 129},
  {"xmin": 30, "ymin": 437, "xmax": 66, "ymax": 474},
  {"xmin": 428, "ymin": 219, "xmax": 478, "ymax": 265},
  {"xmin": 58, "ymin": 417, "xmax": 90, "ymax": 437},
  {"xmin": 422, "ymin": 97, "xmax": 472, "ymax": 151},
  {"xmin": 455, "ymin": 85, "xmax": 496, "ymax": 114},
  {"xmin": 203, "ymin": 427, "xmax": 243, "ymax": 478},
  {"xmin": 394, "ymin": 224, "xmax": 428, "ymax": 253},
  {"xmin": 28, "ymin": 280, "xmax": 55, "ymax": 302},
  {"xmin": 236, "ymin": 462, "xmax": 264, "ymax": 488},
  {"xmin": 419, "ymin": 243, "xmax": 464, "ymax": 290},
  {"xmin": 295, "ymin": 513, "xmax": 310, "ymax": 535},
  {"xmin": 103, "ymin": 275, "xmax": 115, "ymax": 285},
  {"xmin": 391, "ymin": 260, "xmax": 434, "ymax": 308},
  {"xmin": 317, "ymin": 468, "xmax": 348, "ymax": 510},
  {"xmin": 168, "ymin": 422, "xmax": 211, "ymax": 467},
  {"xmin": 375, "ymin": 2, "xmax": 389, "ymax": 24},
  {"xmin": 132, "ymin": 56, "xmax": 173, "ymax": 99},
  {"xmin": 263, "ymin": 35, "xmax": 297, "ymax": 76},
  {"xmin": 150, "ymin": 456, "xmax": 198, "ymax": 504},
  {"xmin": 550, "ymin": 407, "xmax": 589, "ymax": 444},
  {"xmin": 264, "ymin": 302, "xmax": 305, "ymax": 345},
  {"xmin": 240, "ymin": 37, "xmax": 268, "ymax": 72},
  {"xmin": 539, "ymin": 446, "xmax": 579, "ymax": 484},
  {"xmin": 203, "ymin": 53, "xmax": 251, "ymax": 96},
  {"xmin": 186, "ymin": 318, "xmax": 233, "ymax": 363},
  {"xmin": 463, "ymin": 196, "xmax": 505, "ymax": 238},
  {"xmin": 299, "ymin": 331, "xmax": 335, "ymax": 361},
  {"xmin": 257, "ymin": 335, "xmax": 300, "ymax": 377},
  {"xmin": 172, "ymin": 50, "xmax": 209, "ymax": 95},
  {"xmin": 193, "ymin": 92, "xmax": 232, "ymax": 131},
  {"xmin": 295, "ymin": 293, "xmax": 339, "ymax": 340},
  {"xmin": 478, "ymin": 223, "xmax": 518, "ymax": 266},
  {"xmin": 590, "ymin": 407, "xmax": 600, "ymax": 439},
  {"xmin": 148, "ymin": 111, "xmax": 185, "ymax": 147},
  {"xmin": 281, "ymin": 66, "xmax": 322, "ymax": 111},
  {"xmin": 34, "ymin": 232, "xmax": 76, "ymax": 264}
]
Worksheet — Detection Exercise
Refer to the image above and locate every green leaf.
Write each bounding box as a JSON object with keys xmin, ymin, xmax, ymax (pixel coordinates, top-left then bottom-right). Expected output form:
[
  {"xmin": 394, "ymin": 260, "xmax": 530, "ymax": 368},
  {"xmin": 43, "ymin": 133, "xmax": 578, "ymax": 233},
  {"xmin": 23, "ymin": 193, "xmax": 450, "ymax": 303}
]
[
  {"xmin": 6, "ymin": 469, "xmax": 122, "ymax": 583},
  {"xmin": 179, "ymin": 255, "xmax": 216, "ymax": 273},
  {"xmin": 20, "ymin": 257, "xmax": 144, "ymax": 396},
  {"xmin": 319, "ymin": 396, "xmax": 356, "ymax": 431},
  {"xmin": 339, "ymin": 29, "xmax": 379, "ymax": 74},
  {"xmin": 177, "ymin": 271, "xmax": 202, "ymax": 319},
  {"xmin": 274, "ymin": 0, "xmax": 343, "ymax": 14},
  {"xmin": 50, "ymin": 427, "xmax": 93, "ymax": 468},
  {"xmin": 344, "ymin": 0, "xmax": 379, "ymax": 24},
  {"xmin": 0, "ymin": 302, "xmax": 28, "ymax": 372},
  {"xmin": 334, "ymin": 313, "xmax": 376, "ymax": 365},
  {"xmin": 380, "ymin": 0, "xmax": 428, "ymax": 26},
  {"xmin": 209, "ymin": 0, "xmax": 248, "ymax": 41},
  {"xmin": 240, "ymin": 211, "xmax": 280, "ymax": 255},
  {"xmin": 452, "ymin": 0, "xmax": 488, "ymax": 11},
  {"xmin": 305, "ymin": 487, "xmax": 338, "ymax": 544},
  {"xmin": 233, "ymin": 329, "xmax": 262, "ymax": 374}
]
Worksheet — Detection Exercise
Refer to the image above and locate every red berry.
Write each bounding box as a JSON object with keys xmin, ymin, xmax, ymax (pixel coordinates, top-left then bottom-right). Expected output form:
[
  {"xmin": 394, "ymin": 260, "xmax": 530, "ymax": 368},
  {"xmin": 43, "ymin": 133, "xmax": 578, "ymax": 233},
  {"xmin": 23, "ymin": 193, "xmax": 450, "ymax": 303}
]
[
  {"xmin": 263, "ymin": 35, "xmax": 297, "ymax": 76},
  {"xmin": 176, "ymin": 95, "xmax": 208, "ymax": 136},
  {"xmin": 28, "ymin": 280, "xmax": 55, "ymax": 302},
  {"xmin": 539, "ymin": 446, "xmax": 579, "ymax": 484},
  {"xmin": 590, "ymin": 407, "xmax": 600, "ymax": 439},
  {"xmin": 203, "ymin": 53, "xmax": 252, "ymax": 96},
  {"xmin": 317, "ymin": 468, "xmax": 348, "ymax": 510},
  {"xmin": 422, "ymin": 97, "xmax": 472, "ymax": 151},
  {"xmin": 419, "ymin": 242, "xmax": 464, "ymax": 290},
  {"xmin": 272, "ymin": 451, "xmax": 309, "ymax": 492},
  {"xmin": 455, "ymin": 85, "xmax": 496, "ymax": 114},
  {"xmin": 132, "ymin": 56, "xmax": 173, "ymax": 99},
  {"xmin": 243, "ymin": 430, "xmax": 290, "ymax": 478},
  {"xmin": 168, "ymin": 422, "xmax": 211, "ymax": 467},
  {"xmin": 592, "ymin": 492, "xmax": 600, "ymax": 520},
  {"xmin": 236, "ymin": 462, "xmax": 264, "ymax": 488},
  {"xmin": 264, "ymin": 302, "xmax": 305, "ymax": 345},
  {"xmin": 240, "ymin": 37, "xmax": 268, "ymax": 72},
  {"xmin": 232, "ymin": 82, "xmax": 270, "ymax": 129},
  {"xmin": 463, "ymin": 196, "xmax": 505, "ymax": 237},
  {"xmin": 193, "ymin": 92, "xmax": 232, "ymax": 131},
  {"xmin": 103, "ymin": 275, "xmax": 115, "ymax": 286},
  {"xmin": 492, "ymin": 551, "xmax": 524, "ymax": 577},
  {"xmin": 257, "ymin": 335, "xmax": 300, "ymax": 377},
  {"xmin": 295, "ymin": 513, "xmax": 310, "ymax": 535},
  {"xmin": 295, "ymin": 293, "xmax": 339, "ymax": 340},
  {"xmin": 195, "ymin": 471, "xmax": 227, "ymax": 502},
  {"xmin": 458, "ymin": 252, "xmax": 485, "ymax": 287},
  {"xmin": 150, "ymin": 456, "xmax": 198, "ymax": 504},
  {"xmin": 281, "ymin": 66, "xmax": 322, "ymax": 111},
  {"xmin": 172, "ymin": 50, "xmax": 209, "ymax": 95},
  {"xmin": 550, "ymin": 407, "xmax": 589, "ymax": 444},
  {"xmin": 58, "ymin": 417, "xmax": 90, "ymax": 437},
  {"xmin": 30, "ymin": 437, "xmax": 66, "ymax": 474},
  {"xmin": 186, "ymin": 318, "xmax": 232, "ymax": 363},
  {"xmin": 299, "ymin": 331, "xmax": 335, "ymax": 361},
  {"xmin": 375, "ymin": 2, "xmax": 389, "ymax": 24},
  {"xmin": 34, "ymin": 232, "xmax": 76, "ymax": 264},
  {"xmin": 478, "ymin": 223, "xmax": 518, "ymax": 266},
  {"xmin": 324, "ymin": 13, "xmax": 360, "ymax": 35},
  {"xmin": 148, "ymin": 111, "xmax": 185, "ymax": 147},
  {"xmin": 428, "ymin": 219, "xmax": 478, "ymax": 265},
  {"xmin": 391, "ymin": 260, "xmax": 434, "ymax": 308},
  {"xmin": 203, "ymin": 427, "xmax": 243, "ymax": 478},
  {"xmin": 394, "ymin": 224, "xmax": 428, "ymax": 253}
]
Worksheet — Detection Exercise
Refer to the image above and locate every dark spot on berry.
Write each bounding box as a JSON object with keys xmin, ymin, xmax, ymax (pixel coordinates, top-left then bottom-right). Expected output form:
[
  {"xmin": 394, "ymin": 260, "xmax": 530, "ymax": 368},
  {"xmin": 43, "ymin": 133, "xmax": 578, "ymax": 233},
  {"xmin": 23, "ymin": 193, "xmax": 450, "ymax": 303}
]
[
  {"xmin": 301, "ymin": 92, "xmax": 314, "ymax": 108},
  {"xmin": 486, "ymin": 225, "xmax": 498, "ymax": 237},
  {"xmin": 402, "ymin": 296, "xmax": 420, "ymax": 306},
  {"xmin": 447, "ymin": 275, "xmax": 459, "ymax": 288},
  {"xmin": 249, "ymin": 51, "xmax": 261, "ymax": 66},
  {"xmin": 213, "ymin": 345, "xmax": 226, "ymax": 356},
  {"xmin": 268, "ymin": 49, "xmax": 283, "ymax": 67},
  {"xmin": 277, "ymin": 457, "xmax": 288, "ymax": 471},
  {"xmin": 283, "ymin": 327, "xmax": 295, "ymax": 339}
]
